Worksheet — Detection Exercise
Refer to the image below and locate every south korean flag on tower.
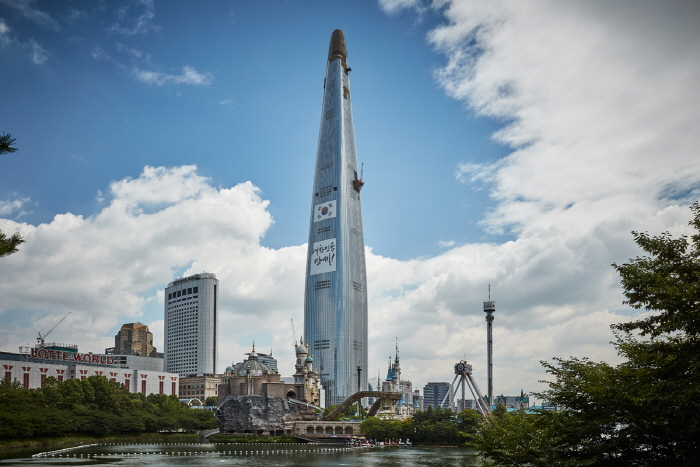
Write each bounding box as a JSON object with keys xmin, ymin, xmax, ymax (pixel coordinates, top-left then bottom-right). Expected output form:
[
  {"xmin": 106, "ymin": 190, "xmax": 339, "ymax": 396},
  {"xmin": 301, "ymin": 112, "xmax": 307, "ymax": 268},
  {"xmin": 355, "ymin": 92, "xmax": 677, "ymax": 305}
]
[{"xmin": 314, "ymin": 200, "xmax": 336, "ymax": 222}]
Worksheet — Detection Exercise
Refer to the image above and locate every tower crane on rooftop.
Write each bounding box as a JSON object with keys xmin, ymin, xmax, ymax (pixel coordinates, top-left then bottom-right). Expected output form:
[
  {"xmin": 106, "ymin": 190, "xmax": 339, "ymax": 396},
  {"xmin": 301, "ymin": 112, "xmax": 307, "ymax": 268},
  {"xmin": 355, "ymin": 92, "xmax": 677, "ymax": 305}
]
[{"xmin": 37, "ymin": 312, "xmax": 71, "ymax": 349}]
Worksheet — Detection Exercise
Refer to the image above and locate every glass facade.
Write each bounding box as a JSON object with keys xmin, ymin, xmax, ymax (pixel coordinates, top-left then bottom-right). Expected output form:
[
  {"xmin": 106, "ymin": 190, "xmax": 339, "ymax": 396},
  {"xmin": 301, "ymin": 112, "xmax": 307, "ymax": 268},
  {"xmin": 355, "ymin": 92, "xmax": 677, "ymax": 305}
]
[{"xmin": 304, "ymin": 30, "xmax": 368, "ymax": 407}]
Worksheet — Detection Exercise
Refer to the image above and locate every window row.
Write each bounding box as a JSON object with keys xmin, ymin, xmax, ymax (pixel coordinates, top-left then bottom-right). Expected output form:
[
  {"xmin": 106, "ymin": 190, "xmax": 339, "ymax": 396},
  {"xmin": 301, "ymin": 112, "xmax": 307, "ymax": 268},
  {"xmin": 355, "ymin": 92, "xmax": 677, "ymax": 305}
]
[{"xmin": 168, "ymin": 287, "xmax": 198, "ymax": 300}]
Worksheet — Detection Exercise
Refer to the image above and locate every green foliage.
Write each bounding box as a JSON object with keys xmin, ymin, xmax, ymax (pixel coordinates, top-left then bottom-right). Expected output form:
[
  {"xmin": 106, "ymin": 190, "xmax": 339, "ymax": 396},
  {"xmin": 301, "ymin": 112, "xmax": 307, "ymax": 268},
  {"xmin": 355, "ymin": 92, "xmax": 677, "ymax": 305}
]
[
  {"xmin": 491, "ymin": 402, "xmax": 508, "ymax": 418},
  {"xmin": 321, "ymin": 403, "xmax": 360, "ymax": 421},
  {"xmin": 360, "ymin": 417, "xmax": 413, "ymax": 441},
  {"xmin": 0, "ymin": 375, "xmax": 216, "ymax": 439},
  {"xmin": 475, "ymin": 409, "xmax": 593, "ymax": 467},
  {"xmin": 0, "ymin": 230, "xmax": 25, "ymax": 258},
  {"xmin": 361, "ymin": 406, "xmax": 482, "ymax": 445},
  {"xmin": 0, "ymin": 133, "xmax": 17, "ymax": 155},
  {"xmin": 0, "ymin": 132, "xmax": 25, "ymax": 260},
  {"xmin": 205, "ymin": 396, "xmax": 218, "ymax": 406},
  {"xmin": 475, "ymin": 202, "xmax": 700, "ymax": 466}
]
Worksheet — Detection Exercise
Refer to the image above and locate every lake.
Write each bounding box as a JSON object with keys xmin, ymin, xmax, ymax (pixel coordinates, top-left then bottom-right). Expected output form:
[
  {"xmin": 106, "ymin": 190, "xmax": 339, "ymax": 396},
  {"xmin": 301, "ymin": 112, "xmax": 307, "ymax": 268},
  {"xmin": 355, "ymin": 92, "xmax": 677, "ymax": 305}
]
[{"xmin": 0, "ymin": 442, "xmax": 480, "ymax": 466}]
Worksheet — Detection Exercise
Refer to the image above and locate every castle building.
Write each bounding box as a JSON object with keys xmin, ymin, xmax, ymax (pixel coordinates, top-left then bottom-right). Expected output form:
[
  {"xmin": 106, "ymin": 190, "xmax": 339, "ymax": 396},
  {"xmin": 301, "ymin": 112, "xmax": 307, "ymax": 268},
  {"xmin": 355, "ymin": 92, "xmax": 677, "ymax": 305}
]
[
  {"xmin": 304, "ymin": 29, "xmax": 368, "ymax": 407},
  {"xmin": 494, "ymin": 391, "xmax": 530, "ymax": 409},
  {"xmin": 381, "ymin": 343, "xmax": 414, "ymax": 418},
  {"xmin": 217, "ymin": 343, "xmax": 321, "ymax": 407},
  {"xmin": 164, "ymin": 273, "xmax": 218, "ymax": 377}
]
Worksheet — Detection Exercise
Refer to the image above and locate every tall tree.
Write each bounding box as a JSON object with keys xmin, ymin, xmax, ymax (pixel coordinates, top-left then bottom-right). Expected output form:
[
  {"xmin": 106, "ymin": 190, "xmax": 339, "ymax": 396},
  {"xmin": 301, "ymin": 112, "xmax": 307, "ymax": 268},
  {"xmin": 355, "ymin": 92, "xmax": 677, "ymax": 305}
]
[
  {"xmin": 475, "ymin": 202, "xmax": 700, "ymax": 466},
  {"xmin": 0, "ymin": 230, "xmax": 25, "ymax": 258},
  {"xmin": 0, "ymin": 132, "xmax": 24, "ymax": 258},
  {"xmin": 0, "ymin": 133, "xmax": 17, "ymax": 155}
]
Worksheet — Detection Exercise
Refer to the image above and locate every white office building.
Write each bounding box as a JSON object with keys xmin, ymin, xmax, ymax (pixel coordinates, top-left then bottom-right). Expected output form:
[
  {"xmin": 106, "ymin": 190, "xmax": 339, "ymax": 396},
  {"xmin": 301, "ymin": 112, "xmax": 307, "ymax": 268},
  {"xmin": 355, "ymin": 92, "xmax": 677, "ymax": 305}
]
[{"xmin": 164, "ymin": 273, "xmax": 218, "ymax": 377}]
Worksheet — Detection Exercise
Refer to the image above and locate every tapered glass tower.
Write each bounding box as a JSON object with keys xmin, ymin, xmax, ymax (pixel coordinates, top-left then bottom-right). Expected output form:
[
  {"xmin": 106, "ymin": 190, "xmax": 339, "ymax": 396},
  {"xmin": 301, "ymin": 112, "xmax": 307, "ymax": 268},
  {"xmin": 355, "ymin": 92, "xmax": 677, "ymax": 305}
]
[{"xmin": 304, "ymin": 30, "xmax": 368, "ymax": 407}]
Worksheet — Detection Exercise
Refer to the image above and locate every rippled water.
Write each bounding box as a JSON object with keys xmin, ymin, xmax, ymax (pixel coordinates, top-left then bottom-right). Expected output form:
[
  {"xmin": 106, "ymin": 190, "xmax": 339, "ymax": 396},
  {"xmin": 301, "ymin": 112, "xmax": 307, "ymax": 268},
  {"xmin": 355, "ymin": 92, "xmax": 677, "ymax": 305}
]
[{"xmin": 0, "ymin": 442, "xmax": 479, "ymax": 466}]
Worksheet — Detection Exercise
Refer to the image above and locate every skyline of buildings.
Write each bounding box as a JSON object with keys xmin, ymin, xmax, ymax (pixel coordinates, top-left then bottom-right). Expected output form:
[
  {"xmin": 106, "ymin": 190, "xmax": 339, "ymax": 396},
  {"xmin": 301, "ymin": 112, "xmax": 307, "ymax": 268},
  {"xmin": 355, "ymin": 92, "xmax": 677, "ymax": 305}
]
[
  {"xmin": 164, "ymin": 273, "xmax": 219, "ymax": 377},
  {"xmin": 303, "ymin": 29, "xmax": 369, "ymax": 407},
  {"xmin": 0, "ymin": 30, "xmax": 502, "ymax": 409}
]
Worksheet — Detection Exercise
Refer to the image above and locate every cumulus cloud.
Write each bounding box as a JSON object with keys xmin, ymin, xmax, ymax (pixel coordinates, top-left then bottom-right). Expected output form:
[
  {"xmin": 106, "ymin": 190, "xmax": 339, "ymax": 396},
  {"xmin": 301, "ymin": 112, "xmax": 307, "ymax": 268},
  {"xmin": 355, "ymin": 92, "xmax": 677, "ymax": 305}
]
[
  {"xmin": 132, "ymin": 65, "xmax": 212, "ymax": 86},
  {"xmin": 365, "ymin": 0, "xmax": 700, "ymax": 394},
  {"xmin": 429, "ymin": 1, "xmax": 700, "ymax": 236},
  {"xmin": 2, "ymin": 1, "xmax": 699, "ymax": 399},
  {"xmin": 0, "ymin": 165, "xmax": 298, "ymax": 373}
]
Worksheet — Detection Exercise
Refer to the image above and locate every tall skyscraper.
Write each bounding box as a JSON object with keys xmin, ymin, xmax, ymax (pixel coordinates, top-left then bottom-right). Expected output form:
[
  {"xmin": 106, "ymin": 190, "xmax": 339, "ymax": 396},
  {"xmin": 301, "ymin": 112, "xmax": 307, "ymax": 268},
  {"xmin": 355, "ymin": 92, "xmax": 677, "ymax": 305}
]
[
  {"xmin": 304, "ymin": 29, "xmax": 368, "ymax": 407},
  {"xmin": 164, "ymin": 273, "xmax": 218, "ymax": 377}
]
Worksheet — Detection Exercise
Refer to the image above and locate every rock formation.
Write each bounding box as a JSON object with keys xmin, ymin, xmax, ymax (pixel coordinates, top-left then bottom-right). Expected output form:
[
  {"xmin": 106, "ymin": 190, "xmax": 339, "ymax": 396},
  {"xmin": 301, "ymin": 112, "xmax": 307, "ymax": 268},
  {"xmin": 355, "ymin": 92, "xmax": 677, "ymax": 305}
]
[{"xmin": 215, "ymin": 394, "xmax": 317, "ymax": 435}]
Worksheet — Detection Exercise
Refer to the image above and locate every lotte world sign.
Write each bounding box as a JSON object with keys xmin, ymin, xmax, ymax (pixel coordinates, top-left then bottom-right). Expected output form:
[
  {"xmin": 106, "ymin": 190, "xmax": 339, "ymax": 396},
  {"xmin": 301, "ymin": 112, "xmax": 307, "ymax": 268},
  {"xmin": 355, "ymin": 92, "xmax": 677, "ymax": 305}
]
[{"xmin": 30, "ymin": 348, "xmax": 115, "ymax": 365}]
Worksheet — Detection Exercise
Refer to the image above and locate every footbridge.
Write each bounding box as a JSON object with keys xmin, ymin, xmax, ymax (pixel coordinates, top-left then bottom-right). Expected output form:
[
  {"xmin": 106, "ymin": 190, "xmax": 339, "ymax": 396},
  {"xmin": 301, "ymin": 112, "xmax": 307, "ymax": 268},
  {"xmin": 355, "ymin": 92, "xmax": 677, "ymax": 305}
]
[{"xmin": 321, "ymin": 391, "xmax": 402, "ymax": 421}]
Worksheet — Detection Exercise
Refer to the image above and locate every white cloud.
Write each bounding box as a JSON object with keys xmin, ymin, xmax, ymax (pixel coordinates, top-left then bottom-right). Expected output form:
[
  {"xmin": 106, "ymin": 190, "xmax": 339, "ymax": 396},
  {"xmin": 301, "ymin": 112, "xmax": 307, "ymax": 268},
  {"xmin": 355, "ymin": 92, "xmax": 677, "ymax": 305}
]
[
  {"xmin": 0, "ymin": 0, "xmax": 59, "ymax": 30},
  {"xmin": 90, "ymin": 46, "xmax": 110, "ymax": 61},
  {"xmin": 0, "ymin": 18, "xmax": 48, "ymax": 65},
  {"xmin": 0, "ymin": 19, "xmax": 9, "ymax": 40},
  {"xmin": 108, "ymin": 6, "xmax": 159, "ymax": 36},
  {"xmin": 359, "ymin": 0, "xmax": 700, "ymax": 395},
  {"xmin": 116, "ymin": 42, "xmax": 145, "ymax": 59},
  {"xmin": 219, "ymin": 99, "xmax": 235, "ymax": 108},
  {"xmin": 28, "ymin": 38, "xmax": 47, "ymax": 64},
  {"xmin": 0, "ymin": 165, "xmax": 288, "ymax": 369},
  {"xmin": 0, "ymin": 197, "xmax": 31, "ymax": 217},
  {"xmin": 132, "ymin": 65, "xmax": 212, "ymax": 86},
  {"xmin": 378, "ymin": 0, "xmax": 424, "ymax": 14}
]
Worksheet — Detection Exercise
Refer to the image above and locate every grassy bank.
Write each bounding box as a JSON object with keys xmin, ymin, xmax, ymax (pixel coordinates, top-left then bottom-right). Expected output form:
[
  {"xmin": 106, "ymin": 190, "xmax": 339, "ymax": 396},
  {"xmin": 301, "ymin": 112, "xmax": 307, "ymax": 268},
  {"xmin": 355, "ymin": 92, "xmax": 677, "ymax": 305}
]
[{"xmin": 0, "ymin": 432, "xmax": 202, "ymax": 450}]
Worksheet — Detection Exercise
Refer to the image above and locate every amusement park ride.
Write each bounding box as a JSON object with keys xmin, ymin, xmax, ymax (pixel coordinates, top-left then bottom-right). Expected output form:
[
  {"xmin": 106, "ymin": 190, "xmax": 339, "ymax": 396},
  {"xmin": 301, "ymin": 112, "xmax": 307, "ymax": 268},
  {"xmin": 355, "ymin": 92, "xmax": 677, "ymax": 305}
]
[{"xmin": 440, "ymin": 360, "xmax": 492, "ymax": 418}]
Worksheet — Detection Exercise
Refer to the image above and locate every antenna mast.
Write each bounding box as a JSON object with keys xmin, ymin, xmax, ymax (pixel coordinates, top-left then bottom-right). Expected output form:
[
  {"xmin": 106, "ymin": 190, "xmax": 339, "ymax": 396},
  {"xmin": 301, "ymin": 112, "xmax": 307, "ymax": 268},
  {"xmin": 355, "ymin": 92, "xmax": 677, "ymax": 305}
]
[{"xmin": 484, "ymin": 287, "xmax": 496, "ymax": 404}]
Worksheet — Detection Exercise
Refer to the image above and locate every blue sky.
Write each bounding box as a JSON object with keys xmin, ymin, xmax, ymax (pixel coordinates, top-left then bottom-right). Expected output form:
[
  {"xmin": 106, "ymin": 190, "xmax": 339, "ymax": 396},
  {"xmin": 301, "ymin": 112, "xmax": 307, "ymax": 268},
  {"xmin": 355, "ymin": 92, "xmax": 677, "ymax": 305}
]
[
  {"xmin": 2, "ymin": 0, "xmax": 700, "ymax": 398},
  {"xmin": 1, "ymin": 0, "xmax": 508, "ymax": 259}
]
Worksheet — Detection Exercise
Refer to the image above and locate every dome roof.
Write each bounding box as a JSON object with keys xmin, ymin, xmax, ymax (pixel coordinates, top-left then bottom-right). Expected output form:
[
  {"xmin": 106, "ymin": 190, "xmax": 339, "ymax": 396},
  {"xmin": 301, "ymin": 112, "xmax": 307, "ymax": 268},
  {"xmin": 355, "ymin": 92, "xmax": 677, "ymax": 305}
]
[
  {"xmin": 236, "ymin": 358, "xmax": 270, "ymax": 376},
  {"xmin": 295, "ymin": 337, "xmax": 307, "ymax": 355},
  {"xmin": 235, "ymin": 343, "xmax": 272, "ymax": 376},
  {"xmin": 305, "ymin": 355, "xmax": 313, "ymax": 363}
]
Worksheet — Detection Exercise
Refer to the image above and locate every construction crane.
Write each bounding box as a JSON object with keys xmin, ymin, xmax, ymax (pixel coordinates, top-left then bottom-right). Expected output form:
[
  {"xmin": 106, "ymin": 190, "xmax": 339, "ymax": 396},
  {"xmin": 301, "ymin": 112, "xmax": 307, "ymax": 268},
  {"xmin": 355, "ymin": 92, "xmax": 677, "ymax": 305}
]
[{"xmin": 36, "ymin": 312, "xmax": 71, "ymax": 349}]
